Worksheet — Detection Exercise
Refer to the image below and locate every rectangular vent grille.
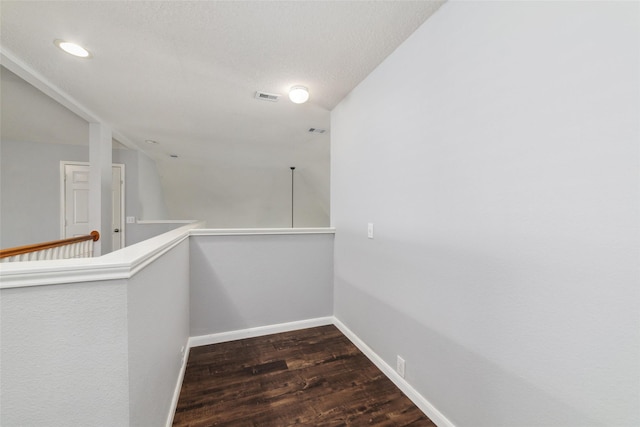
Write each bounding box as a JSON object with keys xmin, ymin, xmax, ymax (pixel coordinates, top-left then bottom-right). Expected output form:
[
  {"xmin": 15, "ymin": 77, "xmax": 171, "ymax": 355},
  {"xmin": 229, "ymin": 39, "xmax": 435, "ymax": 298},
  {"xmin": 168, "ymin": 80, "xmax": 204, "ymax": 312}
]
[
  {"xmin": 308, "ymin": 128, "xmax": 326, "ymax": 134},
  {"xmin": 255, "ymin": 91, "xmax": 280, "ymax": 102}
]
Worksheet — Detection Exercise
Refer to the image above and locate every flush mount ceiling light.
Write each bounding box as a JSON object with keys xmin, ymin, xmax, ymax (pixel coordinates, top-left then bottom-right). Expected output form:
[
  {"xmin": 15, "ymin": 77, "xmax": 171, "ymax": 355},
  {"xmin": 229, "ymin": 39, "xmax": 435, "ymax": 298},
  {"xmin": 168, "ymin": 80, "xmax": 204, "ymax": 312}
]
[
  {"xmin": 54, "ymin": 39, "xmax": 92, "ymax": 58},
  {"xmin": 289, "ymin": 86, "xmax": 310, "ymax": 104}
]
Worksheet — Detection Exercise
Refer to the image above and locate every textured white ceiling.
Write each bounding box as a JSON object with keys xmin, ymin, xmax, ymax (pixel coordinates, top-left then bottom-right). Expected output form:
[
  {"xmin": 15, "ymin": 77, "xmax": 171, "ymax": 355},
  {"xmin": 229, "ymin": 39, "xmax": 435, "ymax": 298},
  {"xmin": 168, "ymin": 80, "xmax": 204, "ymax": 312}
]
[{"xmin": 0, "ymin": 0, "xmax": 444, "ymax": 225}]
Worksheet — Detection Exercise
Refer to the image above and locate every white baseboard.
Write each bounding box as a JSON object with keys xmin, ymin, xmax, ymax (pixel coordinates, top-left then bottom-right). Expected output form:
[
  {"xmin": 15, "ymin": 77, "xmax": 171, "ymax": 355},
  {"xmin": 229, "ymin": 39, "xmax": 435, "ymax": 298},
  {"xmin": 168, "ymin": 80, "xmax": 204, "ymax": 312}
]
[
  {"xmin": 332, "ymin": 317, "xmax": 455, "ymax": 427},
  {"xmin": 188, "ymin": 316, "xmax": 334, "ymax": 348},
  {"xmin": 166, "ymin": 337, "xmax": 191, "ymax": 427},
  {"xmin": 175, "ymin": 316, "xmax": 452, "ymax": 427}
]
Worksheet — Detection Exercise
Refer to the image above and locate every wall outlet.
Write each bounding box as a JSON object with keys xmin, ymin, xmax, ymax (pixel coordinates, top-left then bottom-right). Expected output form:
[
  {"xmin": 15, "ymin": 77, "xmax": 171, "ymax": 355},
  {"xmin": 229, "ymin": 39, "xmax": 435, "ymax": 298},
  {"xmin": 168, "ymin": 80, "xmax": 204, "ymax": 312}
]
[
  {"xmin": 126, "ymin": 216, "xmax": 136, "ymax": 224},
  {"xmin": 367, "ymin": 222, "xmax": 374, "ymax": 239},
  {"xmin": 397, "ymin": 355, "xmax": 405, "ymax": 378}
]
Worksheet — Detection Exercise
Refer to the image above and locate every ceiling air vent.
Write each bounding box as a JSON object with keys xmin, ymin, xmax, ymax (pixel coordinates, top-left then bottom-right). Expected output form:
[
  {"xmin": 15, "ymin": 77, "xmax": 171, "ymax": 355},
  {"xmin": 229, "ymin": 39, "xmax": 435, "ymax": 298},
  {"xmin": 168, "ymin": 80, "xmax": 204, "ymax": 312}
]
[
  {"xmin": 308, "ymin": 128, "xmax": 326, "ymax": 134},
  {"xmin": 255, "ymin": 91, "xmax": 280, "ymax": 102}
]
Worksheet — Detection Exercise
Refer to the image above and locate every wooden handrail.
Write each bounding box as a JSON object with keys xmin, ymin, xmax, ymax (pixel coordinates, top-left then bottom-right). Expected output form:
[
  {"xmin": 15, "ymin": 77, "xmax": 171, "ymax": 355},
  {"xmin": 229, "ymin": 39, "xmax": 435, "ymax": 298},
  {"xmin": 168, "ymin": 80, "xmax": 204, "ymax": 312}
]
[{"xmin": 0, "ymin": 231, "xmax": 100, "ymax": 259}]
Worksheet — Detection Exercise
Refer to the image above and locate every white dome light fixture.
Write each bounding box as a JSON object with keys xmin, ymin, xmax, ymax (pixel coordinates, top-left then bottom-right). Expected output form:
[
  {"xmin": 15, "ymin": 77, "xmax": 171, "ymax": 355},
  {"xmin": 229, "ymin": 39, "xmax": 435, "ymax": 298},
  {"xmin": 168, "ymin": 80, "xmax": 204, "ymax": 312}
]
[
  {"xmin": 289, "ymin": 86, "xmax": 310, "ymax": 104},
  {"xmin": 54, "ymin": 39, "xmax": 92, "ymax": 58}
]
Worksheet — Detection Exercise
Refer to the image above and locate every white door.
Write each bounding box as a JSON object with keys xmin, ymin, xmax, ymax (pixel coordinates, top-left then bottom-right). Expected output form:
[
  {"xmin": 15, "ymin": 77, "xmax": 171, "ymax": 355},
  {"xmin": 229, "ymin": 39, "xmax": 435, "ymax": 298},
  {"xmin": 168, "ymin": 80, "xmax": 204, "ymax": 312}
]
[
  {"xmin": 62, "ymin": 163, "xmax": 125, "ymax": 250},
  {"xmin": 63, "ymin": 164, "xmax": 91, "ymax": 238}
]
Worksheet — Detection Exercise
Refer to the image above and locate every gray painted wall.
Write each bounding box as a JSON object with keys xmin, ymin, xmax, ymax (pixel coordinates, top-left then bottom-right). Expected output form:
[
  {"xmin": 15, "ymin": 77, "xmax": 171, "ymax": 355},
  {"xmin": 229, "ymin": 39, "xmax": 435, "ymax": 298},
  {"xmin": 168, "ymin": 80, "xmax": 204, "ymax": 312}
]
[
  {"xmin": 0, "ymin": 280, "xmax": 130, "ymax": 426},
  {"xmin": 126, "ymin": 222, "xmax": 184, "ymax": 246},
  {"xmin": 127, "ymin": 239, "xmax": 190, "ymax": 426},
  {"xmin": 1, "ymin": 239, "xmax": 191, "ymax": 426},
  {"xmin": 190, "ymin": 234, "xmax": 334, "ymax": 336},
  {"xmin": 163, "ymin": 161, "xmax": 330, "ymax": 229},
  {"xmin": 331, "ymin": 1, "xmax": 639, "ymax": 426},
  {"xmin": 1, "ymin": 230, "xmax": 334, "ymax": 425},
  {"xmin": 137, "ymin": 151, "xmax": 169, "ymax": 220},
  {"xmin": 0, "ymin": 140, "xmax": 169, "ymax": 248},
  {"xmin": 0, "ymin": 140, "xmax": 88, "ymax": 248}
]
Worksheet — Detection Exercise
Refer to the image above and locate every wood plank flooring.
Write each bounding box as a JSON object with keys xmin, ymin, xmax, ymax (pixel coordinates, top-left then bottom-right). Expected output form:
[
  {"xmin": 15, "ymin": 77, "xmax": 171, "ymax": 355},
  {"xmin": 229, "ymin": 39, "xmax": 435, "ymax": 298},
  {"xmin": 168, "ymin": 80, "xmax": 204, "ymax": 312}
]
[{"xmin": 173, "ymin": 325, "xmax": 436, "ymax": 426}]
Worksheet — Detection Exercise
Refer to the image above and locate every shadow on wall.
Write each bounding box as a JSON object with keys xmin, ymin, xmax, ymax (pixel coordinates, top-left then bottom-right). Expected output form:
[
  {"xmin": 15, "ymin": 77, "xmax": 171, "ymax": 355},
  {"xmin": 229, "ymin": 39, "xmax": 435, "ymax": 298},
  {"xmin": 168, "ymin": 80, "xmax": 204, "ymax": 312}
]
[
  {"xmin": 188, "ymin": 233, "xmax": 334, "ymax": 337},
  {"xmin": 189, "ymin": 241, "xmax": 248, "ymax": 336},
  {"xmin": 334, "ymin": 279, "xmax": 605, "ymax": 427}
]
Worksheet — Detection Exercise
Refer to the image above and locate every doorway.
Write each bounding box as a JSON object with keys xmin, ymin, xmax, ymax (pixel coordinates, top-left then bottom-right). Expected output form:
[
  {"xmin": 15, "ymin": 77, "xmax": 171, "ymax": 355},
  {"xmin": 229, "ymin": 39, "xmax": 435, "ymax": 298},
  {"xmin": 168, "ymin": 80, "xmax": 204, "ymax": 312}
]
[{"xmin": 60, "ymin": 161, "xmax": 125, "ymax": 251}]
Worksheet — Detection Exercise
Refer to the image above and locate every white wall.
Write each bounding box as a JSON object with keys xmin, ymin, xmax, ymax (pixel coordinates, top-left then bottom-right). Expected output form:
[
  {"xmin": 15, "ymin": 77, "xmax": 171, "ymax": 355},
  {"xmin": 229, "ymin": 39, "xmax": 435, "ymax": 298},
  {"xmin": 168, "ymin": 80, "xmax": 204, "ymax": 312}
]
[
  {"xmin": 0, "ymin": 280, "xmax": 130, "ymax": 426},
  {"xmin": 127, "ymin": 239, "xmax": 190, "ymax": 426},
  {"xmin": 190, "ymin": 233, "xmax": 334, "ymax": 336},
  {"xmin": 331, "ymin": 1, "xmax": 639, "ymax": 426}
]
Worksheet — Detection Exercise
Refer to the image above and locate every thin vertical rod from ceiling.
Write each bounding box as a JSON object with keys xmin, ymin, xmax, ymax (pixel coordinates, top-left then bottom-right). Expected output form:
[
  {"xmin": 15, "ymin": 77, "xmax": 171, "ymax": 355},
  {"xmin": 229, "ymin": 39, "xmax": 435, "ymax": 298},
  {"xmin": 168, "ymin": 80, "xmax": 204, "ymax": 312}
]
[{"xmin": 290, "ymin": 166, "xmax": 295, "ymax": 228}]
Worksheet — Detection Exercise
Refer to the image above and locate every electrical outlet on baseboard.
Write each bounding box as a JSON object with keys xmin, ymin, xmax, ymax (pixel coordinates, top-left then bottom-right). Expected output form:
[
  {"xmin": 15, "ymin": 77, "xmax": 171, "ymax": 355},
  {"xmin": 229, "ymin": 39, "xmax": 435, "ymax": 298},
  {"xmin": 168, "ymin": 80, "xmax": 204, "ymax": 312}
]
[{"xmin": 397, "ymin": 355, "xmax": 406, "ymax": 378}]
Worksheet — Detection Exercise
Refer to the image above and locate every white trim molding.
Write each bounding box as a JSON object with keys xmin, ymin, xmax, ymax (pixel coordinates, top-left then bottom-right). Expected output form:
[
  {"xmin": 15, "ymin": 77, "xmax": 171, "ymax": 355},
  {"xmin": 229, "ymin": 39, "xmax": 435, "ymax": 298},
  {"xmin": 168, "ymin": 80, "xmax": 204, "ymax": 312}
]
[
  {"xmin": 0, "ymin": 222, "xmax": 204, "ymax": 289},
  {"xmin": 137, "ymin": 220, "xmax": 199, "ymax": 224},
  {"xmin": 188, "ymin": 317, "xmax": 334, "ymax": 348},
  {"xmin": 0, "ymin": 224, "xmax": 339, "ymax": 289},
  {"xmin": 166, "ymin": 337, "xmax": 191, "ymax": 427},
  {"xmin": 332, "ymin": 318, "xmax": 455, "ymax": 427},
  {"xmin": 182, "ymin": 316, "xmax": 453, "ymax": 427},
  {"xmin": 190, "ymin": 227, "xmax": 335, "ymax": 236}
]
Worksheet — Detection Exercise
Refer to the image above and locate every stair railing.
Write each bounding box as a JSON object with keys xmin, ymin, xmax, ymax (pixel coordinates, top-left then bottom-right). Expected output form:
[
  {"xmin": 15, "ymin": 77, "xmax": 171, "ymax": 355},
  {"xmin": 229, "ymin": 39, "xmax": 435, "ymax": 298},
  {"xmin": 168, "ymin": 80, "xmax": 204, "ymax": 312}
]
[{"xmin": 0, "ymin": 231, "xmax": 100, "ymax": 263}]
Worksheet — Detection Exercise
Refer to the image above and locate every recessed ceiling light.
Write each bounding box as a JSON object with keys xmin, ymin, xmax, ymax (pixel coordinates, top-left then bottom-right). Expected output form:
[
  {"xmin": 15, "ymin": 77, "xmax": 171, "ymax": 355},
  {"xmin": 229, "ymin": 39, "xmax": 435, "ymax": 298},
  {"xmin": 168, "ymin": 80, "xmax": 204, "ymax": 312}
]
[
  {"xmin": 54, "ymin": 39, "xmax": 92, "ymax": 58},
  {"xmin": 289, "ymin": 86, "xmax": 310, "ymax": 104}
]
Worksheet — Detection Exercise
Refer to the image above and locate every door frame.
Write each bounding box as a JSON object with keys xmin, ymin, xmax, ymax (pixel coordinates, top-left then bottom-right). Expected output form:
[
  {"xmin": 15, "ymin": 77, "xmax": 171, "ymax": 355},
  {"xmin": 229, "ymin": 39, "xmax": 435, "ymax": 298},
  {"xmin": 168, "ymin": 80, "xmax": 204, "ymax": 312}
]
[{"xmin": 60, "ymin": 161, "xmax": 126, "ymax": 250}]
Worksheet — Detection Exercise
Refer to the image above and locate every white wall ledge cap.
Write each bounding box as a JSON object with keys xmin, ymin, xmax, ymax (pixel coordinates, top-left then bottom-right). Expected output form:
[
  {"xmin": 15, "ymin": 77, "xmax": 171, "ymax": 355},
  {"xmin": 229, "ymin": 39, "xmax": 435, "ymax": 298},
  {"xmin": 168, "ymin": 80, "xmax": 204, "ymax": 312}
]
[
  {"xmin": 0, "ymin": 221, "xmax": 204, "ymax": 289},
  {"xmin": 190, "ymin": 227, "xmax": 335, "ymax": 236},
  {"xmin": 0, "ymin": 223, "xmax": 335, "ymax": 289},
  {"xmin": 136, "ymin": 219, "xmax": 199, "ymax": 224}
]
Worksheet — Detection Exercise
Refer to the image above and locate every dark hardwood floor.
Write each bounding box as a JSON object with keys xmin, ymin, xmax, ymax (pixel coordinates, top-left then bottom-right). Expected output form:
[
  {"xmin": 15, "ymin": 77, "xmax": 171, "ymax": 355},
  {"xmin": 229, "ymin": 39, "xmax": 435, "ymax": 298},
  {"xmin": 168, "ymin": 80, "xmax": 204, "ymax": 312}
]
[{"xmin": 173, "ymin": 325, "xmax": 436, "ymax": 426}]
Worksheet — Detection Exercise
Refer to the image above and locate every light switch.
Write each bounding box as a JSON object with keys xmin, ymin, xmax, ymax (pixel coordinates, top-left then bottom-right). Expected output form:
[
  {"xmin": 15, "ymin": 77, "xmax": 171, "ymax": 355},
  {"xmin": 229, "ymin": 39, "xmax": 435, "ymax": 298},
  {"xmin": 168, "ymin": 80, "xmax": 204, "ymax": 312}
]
[{"xmin": 367, "ymin": 223, "xmax": 374, "ymax": 239}]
